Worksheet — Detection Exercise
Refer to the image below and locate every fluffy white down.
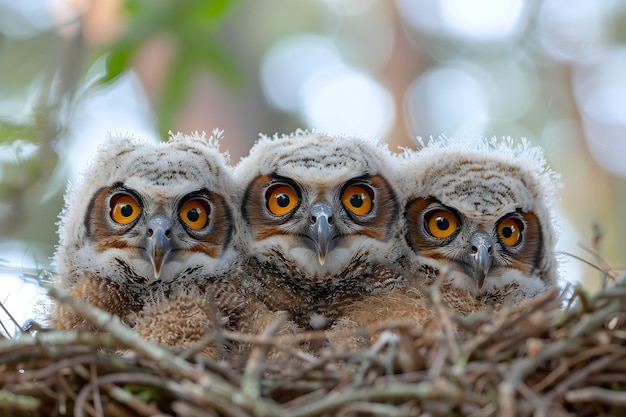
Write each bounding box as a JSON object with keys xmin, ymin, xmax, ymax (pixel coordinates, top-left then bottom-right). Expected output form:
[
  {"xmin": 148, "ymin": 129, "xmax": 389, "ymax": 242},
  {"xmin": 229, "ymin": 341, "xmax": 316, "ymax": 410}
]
[
  {"xmin": 395, "ymin": 136, "xmax": 562, "ymax": 291},
  {"xmin": 395, "ymin": 136, "xmax": 560, "ymax": 215},
  {"xmin": 234, "ymin": 129, "xmax": 393, "ymax": 188},
  {"xmin": 53, "ymin": 129, "xmax": 237, "ymax": 285},
  {"xmin": 233, "ymin": 129, "xmax": 403, "ymax": 276}
]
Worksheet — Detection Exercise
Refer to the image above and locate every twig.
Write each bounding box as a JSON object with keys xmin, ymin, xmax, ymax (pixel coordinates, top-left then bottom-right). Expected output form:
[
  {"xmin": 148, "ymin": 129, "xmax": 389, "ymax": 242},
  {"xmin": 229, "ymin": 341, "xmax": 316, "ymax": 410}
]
[
  {"xmin": 428, "ymin": 284, "xmax": 461, "ymax": 367},
  {"xmin": 516, "ymin": 381, "xmax": 550, "ymax": 417},
  {"xmin": 545, "ymin": 353, "xmax": 621, "ymax": 403},
  {"xmin": 242, "ymin": 312, "xmax": 287, "ymax": 400},
  {"xmin": 205, "ymin": 293, "xmax": 232, "ymax": 359},
  {"xmin": 0, "ymin": 299, "xmax": 24, "ymax": 337},
  {"xmin": 47, "ymin": 285, "xmax": 284, "ymax": 416},
  {"xmin": 337, "ymin": 401, "xmax": 415, "ymax": 417},
  {"xmin": 172, "ymin": 401, "xmax": 219, "ymax": 417},
  {"xmin": 569, "ymin": 298, "xmax": 620, "ymax": 339},
  {"xmin": 565, "ymin": 386, "xmax": 626, "ymax": 406},
  {"xmin": 285, "ymin": 381, "xmax": 464, "ymax": 417},
  {"xmin": 106, "ymin": 384, "xmax": 170, "ymax": 417},
  {"xmin": 90, "ymin": 364, "xmax": 104, "ymax": 417},
  {"xmin": 47, "ymin": 286, "xmax": 211, "ymax": 376},
  {"xmin": 71, "ymin": 365, "xmax": 100, "ymax": 417},
  {"xmin": 499, "ymin": 339, "xmax": 569, "ymax": 417},
  {"xmin": 0, "ymin": 390, "xmax": 40, "ymax": 413},
  {"xmin": 534, "ymin": 345, "xmax": 626, "ymax": 392},
  {"xmin": 74, "ymin": 373, "xmax": 178, "ymax": 417},
  {"xmin": 27, "ymin": 353, "xmax": 89, "ymax": 381}
]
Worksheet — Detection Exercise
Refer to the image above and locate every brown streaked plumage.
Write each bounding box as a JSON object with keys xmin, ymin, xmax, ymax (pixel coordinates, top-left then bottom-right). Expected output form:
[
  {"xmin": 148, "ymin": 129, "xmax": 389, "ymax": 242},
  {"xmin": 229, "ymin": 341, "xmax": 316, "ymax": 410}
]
[
  {"xmin": 326, "ymin": 287, "xmax": 434, "ymax": 351},
  {"xmin": 49, "ymin": 131, "xmax": 248, "ymax": 356},
  {"xmin": 395, "ymin": 137, "xmax": 561, "ymax": 311},
  {"xmin": 234, "ymin": 131, "xmax": 411, "ymax": 332},
  {"xmin": 133, "ymin": 279, "xmax": 280, "ymax": 358}
]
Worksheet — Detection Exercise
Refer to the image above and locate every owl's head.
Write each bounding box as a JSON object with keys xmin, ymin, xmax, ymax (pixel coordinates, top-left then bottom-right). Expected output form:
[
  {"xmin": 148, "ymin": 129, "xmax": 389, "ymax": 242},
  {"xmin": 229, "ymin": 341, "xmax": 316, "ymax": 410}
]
[
  {"xmin": 54, "ymin": 130, "xmax": 237, "ymax": 287},
  {"xmin": 396, "ymin": 137, "xmax": 560, "ymax": 299},
  {"xmin": 234, "ymin": 130, "xmax": 400, "ymax": 281}
]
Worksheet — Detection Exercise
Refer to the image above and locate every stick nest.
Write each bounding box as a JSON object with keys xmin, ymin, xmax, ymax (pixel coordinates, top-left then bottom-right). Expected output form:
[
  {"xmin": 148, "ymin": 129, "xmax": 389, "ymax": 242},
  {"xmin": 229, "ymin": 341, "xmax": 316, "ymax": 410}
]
[{"xmin": 3, "ymin": 275, "xmax": 626, "ymax": 417}]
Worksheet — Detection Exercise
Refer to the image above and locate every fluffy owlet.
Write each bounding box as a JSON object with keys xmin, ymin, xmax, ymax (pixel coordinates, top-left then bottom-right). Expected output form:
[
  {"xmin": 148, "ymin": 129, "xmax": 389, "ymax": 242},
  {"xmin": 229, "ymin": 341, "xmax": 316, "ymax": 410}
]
[
  {"xmin": 234, "ymin": 130, "xmax": 419, "ymax": 331},
  {"xmin": 396, "ymin": 137, "xmax": 560, "ymax": 313},
  {"xmin": 49, "ymin": 131, "xmax": 252, "ymax": 353}
]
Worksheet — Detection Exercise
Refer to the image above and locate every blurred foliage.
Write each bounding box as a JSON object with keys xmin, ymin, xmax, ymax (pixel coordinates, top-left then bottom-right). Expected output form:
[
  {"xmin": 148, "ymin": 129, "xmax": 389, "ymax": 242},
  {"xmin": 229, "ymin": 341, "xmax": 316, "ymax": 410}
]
[
  {"xmin": 0, "ymin": 0, "xmax": 240, "ymax": 243},
  {"xmin": 0, "ymin": 112, "xmax": 59, "ymax": 238},
  {"xmin": 100, "ymin": 0, "xmax": 240, "ymax": 136}
]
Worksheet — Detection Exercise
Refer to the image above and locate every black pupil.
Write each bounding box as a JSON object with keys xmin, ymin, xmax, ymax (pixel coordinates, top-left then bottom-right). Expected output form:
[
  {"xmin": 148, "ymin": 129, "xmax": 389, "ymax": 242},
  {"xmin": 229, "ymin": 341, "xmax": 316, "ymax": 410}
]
[
  {"xmin": 350, "ymin": 193, "xmax": 364, "ymax": 208},
  {"xmin": 502, "ymin": 226, "xmax": 513, "ymax": 238},
  {"xmin": 187, "ymin": 208, "xmax": 200, "ymax": 222},
  {"xmin": 276, "ymin": 193, "xmax": 290, "ymax": 208},
  {"xmin": 436, "ymin": 216, "xmax": 449, "ymax": 231},
  {"xmin": 121, "ymin": 204, "xmax": 134, "ymax": 218}
]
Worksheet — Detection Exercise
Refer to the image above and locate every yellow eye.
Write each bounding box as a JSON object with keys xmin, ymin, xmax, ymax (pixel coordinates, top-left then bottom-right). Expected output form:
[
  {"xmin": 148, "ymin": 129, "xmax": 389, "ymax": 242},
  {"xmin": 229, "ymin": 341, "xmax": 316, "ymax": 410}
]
[
  {"xmin": 180, "ymin": 199, "xmax": 210, "ymax": 230},
  {"xmin": 266, "ymin": 184, "xmax": 299, "ymax": 216},
  {"xmin": 110, "ymin": 194, "xmax": 141, "ymax": 225},
  {"xmin": 425, "ymin": 209, "xmax": 458, "ymax": 239},
  {"xmin": 342, "ymin": 185, "xmax": 373, "ymax": 216},
  {"xmin": 497, "ymin": 217, "xmax": 523, "ymax": 247}
]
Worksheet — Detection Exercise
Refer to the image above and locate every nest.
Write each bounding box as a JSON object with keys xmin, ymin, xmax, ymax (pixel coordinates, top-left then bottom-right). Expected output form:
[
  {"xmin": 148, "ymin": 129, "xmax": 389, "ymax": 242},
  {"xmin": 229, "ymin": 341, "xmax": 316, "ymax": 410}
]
[{"xmin": 2, "ymin": 273, "xmax": 626, "ymax": 417}]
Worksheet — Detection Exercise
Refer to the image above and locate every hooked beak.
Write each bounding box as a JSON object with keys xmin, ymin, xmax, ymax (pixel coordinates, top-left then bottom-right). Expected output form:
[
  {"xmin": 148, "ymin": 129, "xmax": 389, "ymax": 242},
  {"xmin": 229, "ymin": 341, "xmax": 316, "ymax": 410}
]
[
  {"xmin": 468, "ymin": 230, "xmax": 493, "ymax": 290},
  {"xmin": 307, "ymin": 202, "xmax": 336, "ymax": 265},
  {"xmin": 145, "ymin": 214, "xmax": 174, "ymax": 280}
]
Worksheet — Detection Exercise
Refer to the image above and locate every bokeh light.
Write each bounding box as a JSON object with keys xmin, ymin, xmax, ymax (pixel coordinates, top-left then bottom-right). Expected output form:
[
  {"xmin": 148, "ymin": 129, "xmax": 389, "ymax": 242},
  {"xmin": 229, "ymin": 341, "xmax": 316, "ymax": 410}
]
[
  {"xmin": 396, "ymin": 0, "xmax": 526, "ymax": 44},
  {"xmin": 440, "ymin": 0, "xmax": 526, "ymax": 42},
  {"xmin": 260, "ymin": 32, "xmax": 395, "ymax": 139},
  {"xmin": 404, "ymin": 66, "xmax": 489, "ymax": 139},
  {"xmin": 574, "ymin": 47, "xmax": 626, "ymax": 177},
  {"xmin": 260, "ymin": 34, "xmax": 343, "ymax": 113},
  {"xmin": 301, "ymin": 67, "xmax": 395, "ymax": 138},
  {"xmin": 0, "ymin": 0, "xmax": 76, "ymax": 38},
  {"xmin": 537, "ymin": 0, "xmax": 609, "ymax": 63},
  {"xmin": 63, "ymin": 73, "xmax": 158, "ymax": 179}
]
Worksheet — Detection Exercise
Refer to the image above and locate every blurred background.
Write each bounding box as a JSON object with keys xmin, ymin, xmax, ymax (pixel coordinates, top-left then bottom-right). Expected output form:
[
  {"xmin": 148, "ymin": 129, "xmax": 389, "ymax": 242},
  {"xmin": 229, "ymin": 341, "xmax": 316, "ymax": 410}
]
[{"xmin": 1, "ymin": 0, "xmax": 625, "ymax": 335}]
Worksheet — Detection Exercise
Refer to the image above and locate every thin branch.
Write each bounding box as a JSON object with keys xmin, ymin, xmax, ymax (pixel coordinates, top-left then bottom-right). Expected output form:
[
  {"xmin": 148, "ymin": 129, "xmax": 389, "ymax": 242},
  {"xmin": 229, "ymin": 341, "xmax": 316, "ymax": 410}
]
[
  {"xmin": 242, "ymin": 312, "xmax": 288, "ymax": 400},
  {"xmin": 0, "ymin": 299, "xmax": 24, "ymax": 337},
  {"xmin": 565, "ymin": 387, "xmax": 626, "ymax": 407}
]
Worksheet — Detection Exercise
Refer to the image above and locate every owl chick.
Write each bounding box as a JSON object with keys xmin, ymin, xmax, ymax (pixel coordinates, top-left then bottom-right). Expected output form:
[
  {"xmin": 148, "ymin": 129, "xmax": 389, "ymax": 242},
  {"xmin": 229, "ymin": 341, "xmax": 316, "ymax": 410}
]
[
  {"xmin": 234, "ymin": 130, "xmax": 417, "ymax": 331},
  {"xmin": 49, "ymin": 131, "xmax": 243, "ymax": 350},
  {"xmin": 396, "ymin": 137, "xmax": 560, "ymax": 312}
]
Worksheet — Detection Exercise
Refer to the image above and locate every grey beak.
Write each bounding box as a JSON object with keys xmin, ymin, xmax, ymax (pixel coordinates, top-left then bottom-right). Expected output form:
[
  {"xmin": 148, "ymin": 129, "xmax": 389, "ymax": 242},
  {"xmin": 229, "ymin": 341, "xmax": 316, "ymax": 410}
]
[
  {"xmin": 308, "ymin": 202, "xmax": 336, "ymax": 265},
  {"xmin": 468, "ymin": 230, "xmax": 493, "ymax": 290},
  {"xmin": 145, "ymin": 214, "xmax": 174, "ymax": 280}
]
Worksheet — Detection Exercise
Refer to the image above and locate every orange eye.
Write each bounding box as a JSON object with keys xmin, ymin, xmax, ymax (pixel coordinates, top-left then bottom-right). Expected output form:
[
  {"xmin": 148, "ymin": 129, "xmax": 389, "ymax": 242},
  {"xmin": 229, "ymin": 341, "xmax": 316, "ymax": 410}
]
[
  {"xmin": 110, "ymin": 194, "xmax": 141, "ymax": 225},
  {"xmin": 497, "ymin": 217, "xmax": 523, "ymax": 247},
  {"xmin": 425, "ymin": 209, "xmax": 458, "ymax": 239},
  {"xmin": 180, "ymin": 199, "xmax": 210, "ymax": 230},
  {"xmin": 342, "ymin": 185, "xmax": 373, "ymax": 216},
  {"xmin": 266, "ymin": 184, "xmax": 299, "ymax": 216}
]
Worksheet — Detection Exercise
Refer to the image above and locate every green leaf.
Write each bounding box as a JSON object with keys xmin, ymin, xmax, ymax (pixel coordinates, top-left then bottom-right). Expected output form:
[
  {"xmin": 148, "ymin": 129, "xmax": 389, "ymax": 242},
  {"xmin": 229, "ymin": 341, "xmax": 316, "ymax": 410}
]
[
  {"xmin": 101, "ymin": 47, "xmax": 133, "ymax": 84},
  {"xmin": 195, "ymin": 0, "xmax": 232, "ymax": 21},
  {"xmin": 125, "ymin": 0, "xmax": 151, "ymax": 16},
  {"xmin": 0, "ymin": 119, "xmax": 41, "ymax": 144},
  {"xmin": 92, "ymin": 0, "xmax": 240, "ymax": 131},
  {"xmin": 157, "ymin": 53, "xmax": 194, "ymax": 137}
]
